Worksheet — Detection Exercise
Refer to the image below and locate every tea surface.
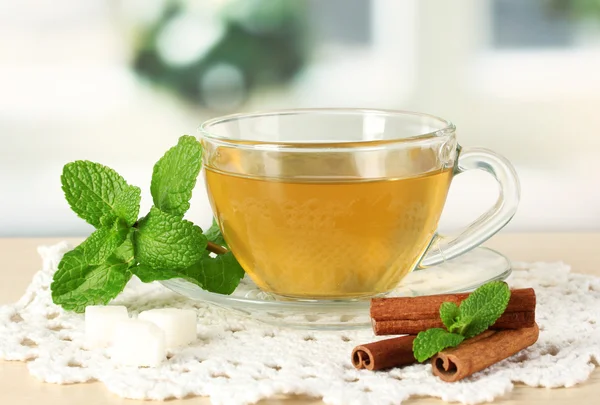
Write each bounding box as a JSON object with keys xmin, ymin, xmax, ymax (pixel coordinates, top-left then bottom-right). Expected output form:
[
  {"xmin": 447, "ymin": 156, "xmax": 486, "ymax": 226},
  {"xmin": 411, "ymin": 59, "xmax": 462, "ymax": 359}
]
[{"xmin": 205, "ymin": 168, "xmax": 453, "ymax": 298}]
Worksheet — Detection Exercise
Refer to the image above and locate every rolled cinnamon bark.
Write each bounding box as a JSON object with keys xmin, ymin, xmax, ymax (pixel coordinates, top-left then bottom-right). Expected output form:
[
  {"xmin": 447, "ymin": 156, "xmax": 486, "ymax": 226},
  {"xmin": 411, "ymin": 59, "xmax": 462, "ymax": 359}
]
[
  {"xmin": 431, "ymin": 323, "xmax": 539, "ymax": 382},
  {"xmin": 371, "ymin": 288, "xmax": 536, "ymax": 335},
  {"xmin": 351, "ymin": 335, "xmax": 417, "ymax": 371},
  {"xmin": 373, "ymin": 311, "xmax": 535, "ymax": 335}
]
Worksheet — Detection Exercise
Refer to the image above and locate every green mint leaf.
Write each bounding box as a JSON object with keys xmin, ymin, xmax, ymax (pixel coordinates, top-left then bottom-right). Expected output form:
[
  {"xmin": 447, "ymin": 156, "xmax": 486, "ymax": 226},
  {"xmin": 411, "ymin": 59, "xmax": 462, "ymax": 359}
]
[
  {"xmin": 184, "ymin": 252, "xmax": 244, "ymax": 294},
  {"xmin": 62, "ymin": 161, "xmax": 141, "ymax": 228},
  {"xmin": 151, "ymin": 135, "xmax": 202, "ymax": 217},
  {"xmin": 51, "ymin": 225, "xmax": 134, "ymax": 312},
  {"xmin": 56, "ymin": 220, "xmax": 129, "ymax": 273},
  {"xmin": 113, "ymin": 186, "xmax": 142, "ymax": 226},
  {"xmin": 80, "ymin": 222, "xmax": 129, "ymax": 264},
  {"xmin": 132, "ymin": 251, "xmax": 244, "ymax": 295},
  {"xmin": 448, "ymin": 317, "xmax": 471, "ymax": 335},
  {"xmin": 51, "ymin": 253, "xmax": 132, "ymax": 313},
  {"xmin": 203, "ymin": 218, "xmax": 227, "ymax": 247},
  {"xmin": 413, "ymin": 328, "xmax": 465, "ymax": 362},
  {"xmin": 130, "ymin": 264, "xmax": 166, "ymax": 283},
  {"xmin": 134, "ymin": 207, "xmax": 207, "ymax": 270},
  {"xmin": 112, "ymin": 229, "xmax": 135, "ymax": 265},
  {"xmin": 457, "ymin": 281, "xmax": 511, "ymax": 338},
  {"xmin": 440, "ymin": 301, "xmax": 460, "ymax": 330}
]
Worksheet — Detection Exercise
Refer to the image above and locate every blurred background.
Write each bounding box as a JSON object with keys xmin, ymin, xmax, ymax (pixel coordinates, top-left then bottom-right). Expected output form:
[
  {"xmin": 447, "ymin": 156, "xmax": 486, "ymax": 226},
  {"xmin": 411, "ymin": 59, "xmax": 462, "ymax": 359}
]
[{"xmin": 1, "ymin": 0, "xmax": 599, "ymax": 237}]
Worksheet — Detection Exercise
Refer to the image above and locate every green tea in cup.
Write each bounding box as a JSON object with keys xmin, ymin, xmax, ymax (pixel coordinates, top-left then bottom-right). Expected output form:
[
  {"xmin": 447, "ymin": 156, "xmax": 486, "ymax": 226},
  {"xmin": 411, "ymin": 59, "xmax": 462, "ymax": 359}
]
[{"xmin": 200, "ymin": 109, "xmax": 519, "ymax": 300}]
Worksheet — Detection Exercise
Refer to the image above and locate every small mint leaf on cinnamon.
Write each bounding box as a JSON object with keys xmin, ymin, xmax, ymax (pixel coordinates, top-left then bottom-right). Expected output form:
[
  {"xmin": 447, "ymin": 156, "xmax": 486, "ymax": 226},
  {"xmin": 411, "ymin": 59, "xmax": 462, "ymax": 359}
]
[
  {"xmin": 440, "ymin": 301, "xmax": 460, "ymax": 330},
  {"xmin": 413, "ymin": 281, "xmax": 512, "ymax": 361},
  {"xmin": 457, "ymin": 281, "xmax": 511, "ymax": 338},
  {"xmin": 413, "ymin": 328, "xmax": 464, "ymax": 362}
]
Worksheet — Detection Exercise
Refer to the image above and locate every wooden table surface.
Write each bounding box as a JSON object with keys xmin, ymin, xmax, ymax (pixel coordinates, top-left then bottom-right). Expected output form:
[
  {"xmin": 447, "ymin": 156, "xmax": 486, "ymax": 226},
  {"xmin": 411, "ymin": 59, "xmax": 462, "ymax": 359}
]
[{"xmin": 1, "ymin": 233, "xmax": 599, "ymax": 404}]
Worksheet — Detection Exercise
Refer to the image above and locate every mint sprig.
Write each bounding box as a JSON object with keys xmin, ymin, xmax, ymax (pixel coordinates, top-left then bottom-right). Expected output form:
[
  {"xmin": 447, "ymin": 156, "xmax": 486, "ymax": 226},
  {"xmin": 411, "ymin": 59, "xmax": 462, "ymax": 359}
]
[
  {"xmin": 51, "ymin": 135, "xmax": 244, "ymax": 312},
  {"xmin": 413, "ymin": 281, "xmax": 511, "ymax": 362}
]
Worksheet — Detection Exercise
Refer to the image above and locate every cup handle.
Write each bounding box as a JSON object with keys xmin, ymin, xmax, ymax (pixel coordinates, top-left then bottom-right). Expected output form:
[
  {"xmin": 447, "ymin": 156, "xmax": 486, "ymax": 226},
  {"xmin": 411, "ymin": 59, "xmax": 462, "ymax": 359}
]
[{"xmin": 418, "ymin": 146, "xmax": 520, "ymax": 268}]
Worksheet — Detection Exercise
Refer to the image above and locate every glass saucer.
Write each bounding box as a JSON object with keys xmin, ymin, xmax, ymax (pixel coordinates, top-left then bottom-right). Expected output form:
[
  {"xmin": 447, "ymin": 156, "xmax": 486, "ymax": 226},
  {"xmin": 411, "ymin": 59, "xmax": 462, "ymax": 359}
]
[{"xmin": 160, "ymin": 247, "xmax": 511, "ymax": 330}]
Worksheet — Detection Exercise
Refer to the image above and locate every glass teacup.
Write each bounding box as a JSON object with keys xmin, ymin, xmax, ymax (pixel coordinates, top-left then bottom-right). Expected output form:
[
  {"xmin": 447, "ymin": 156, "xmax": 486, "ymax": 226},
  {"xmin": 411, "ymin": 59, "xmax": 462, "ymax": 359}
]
[{"xmin": 200, "ymin": 109, "xmax": 519, "ymax": 300}]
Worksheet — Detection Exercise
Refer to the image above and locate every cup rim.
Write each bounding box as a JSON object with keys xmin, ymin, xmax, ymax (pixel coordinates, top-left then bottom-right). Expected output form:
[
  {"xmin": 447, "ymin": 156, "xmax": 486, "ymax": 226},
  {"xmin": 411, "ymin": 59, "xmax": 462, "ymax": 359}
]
[{"xmin": 199, "ymin": 108, "xmax": 456, "ymax": 148}]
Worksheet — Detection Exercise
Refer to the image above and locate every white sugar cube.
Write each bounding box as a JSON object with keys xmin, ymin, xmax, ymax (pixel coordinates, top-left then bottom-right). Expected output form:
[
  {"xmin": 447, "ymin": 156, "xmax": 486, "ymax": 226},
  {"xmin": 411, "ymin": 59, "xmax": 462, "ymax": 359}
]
[
  {"xmin": 111, "ymin": 320, "xmax": 166, "ymax": 367},
  {"xmin": 138, "ymin": 308, "xmax": 197, "ymax": 348},
  {"xmin": 85, "ymin": 305, "xmax": 129, "ymax": 348}
]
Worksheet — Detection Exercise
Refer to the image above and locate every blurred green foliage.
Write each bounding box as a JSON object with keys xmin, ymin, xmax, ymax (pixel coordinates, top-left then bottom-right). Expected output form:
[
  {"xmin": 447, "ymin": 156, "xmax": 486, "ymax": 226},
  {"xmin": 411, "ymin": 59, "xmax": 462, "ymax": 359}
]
[
  {"xmin": 131, "ymin": 0, "xmax": 309, "ymax": 110},
  {"xmin": 549, "ymin": 0, "xmax": 600, "ymax": 19}
]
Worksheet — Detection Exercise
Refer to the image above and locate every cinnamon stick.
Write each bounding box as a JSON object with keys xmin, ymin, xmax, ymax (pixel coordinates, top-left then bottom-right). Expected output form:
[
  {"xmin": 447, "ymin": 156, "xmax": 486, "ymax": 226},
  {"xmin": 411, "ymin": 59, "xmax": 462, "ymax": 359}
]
[
  {"xmin": 351, "ymin": 335, "xmax": 417, "ymax": 371},
  {"xmin": 373, "ymin": 311, "xmax": 535, "ymax": 335},
  {"xmin": 431, "ymin": 323, "xmax": 539, "ymax": 382},
  {"xmin": 371, "ymin": 288, "xmax": 536, "ymax": 335}
]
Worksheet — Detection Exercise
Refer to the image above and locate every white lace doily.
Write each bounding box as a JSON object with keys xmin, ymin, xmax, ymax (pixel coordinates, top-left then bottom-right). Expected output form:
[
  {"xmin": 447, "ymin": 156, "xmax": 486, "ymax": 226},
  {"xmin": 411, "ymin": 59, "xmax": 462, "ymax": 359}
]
[{"xmin": 1, "ymin": 242, "xmax": 599, "ymax": 405}]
